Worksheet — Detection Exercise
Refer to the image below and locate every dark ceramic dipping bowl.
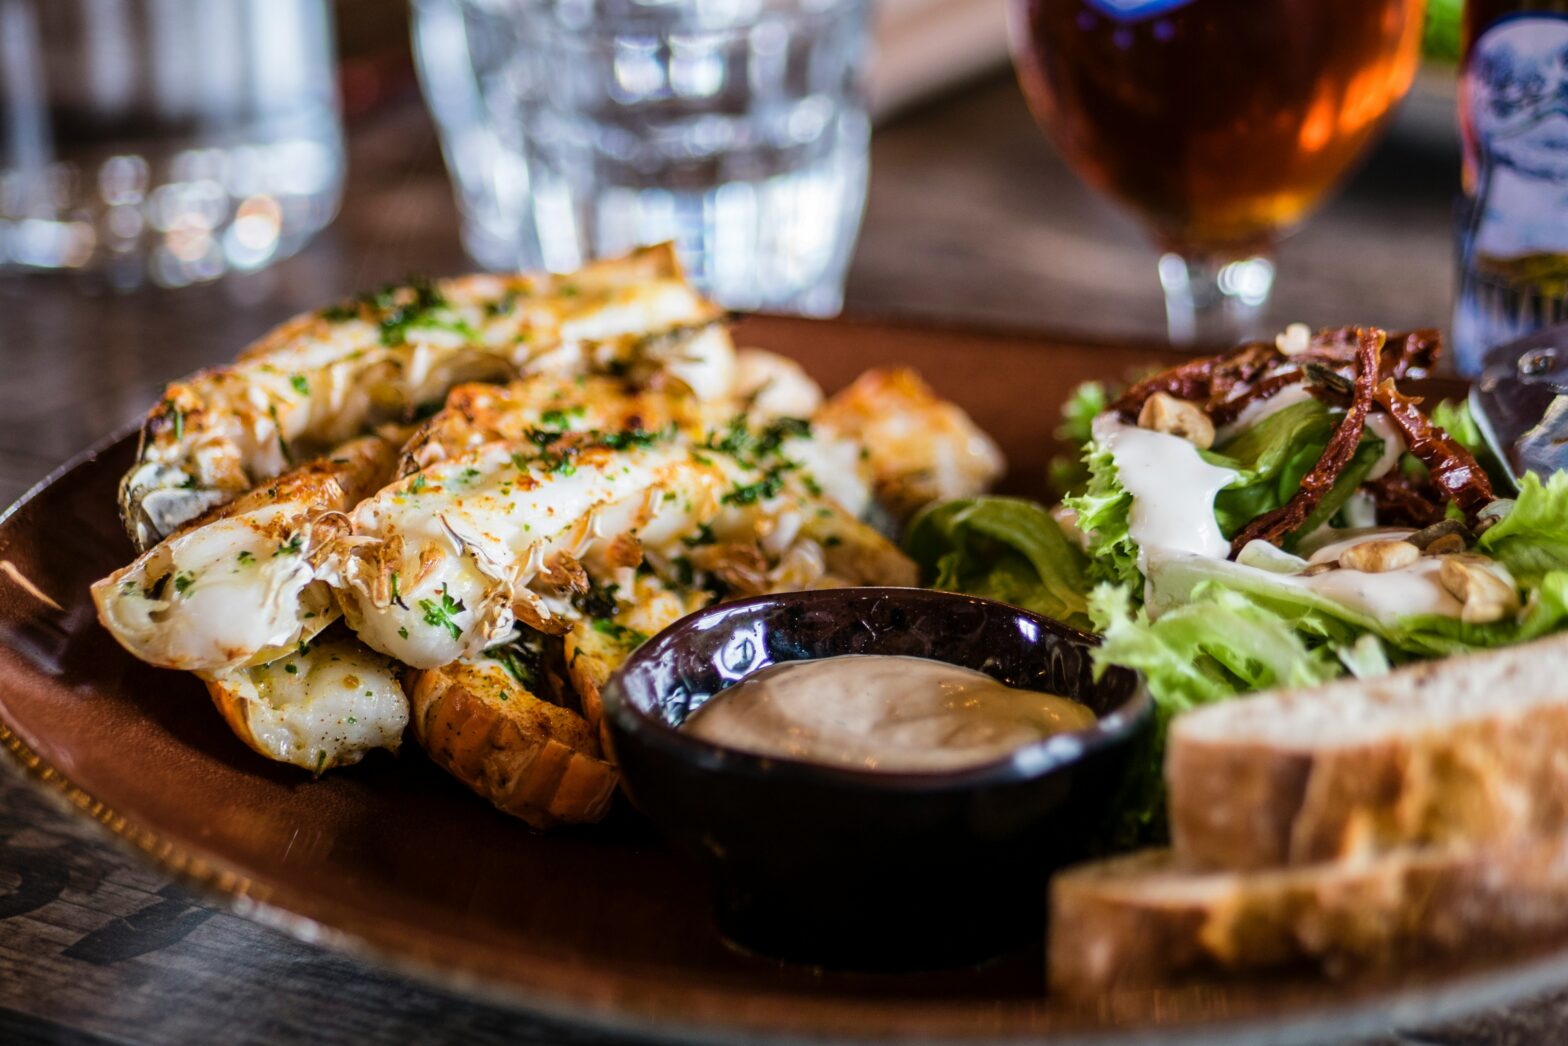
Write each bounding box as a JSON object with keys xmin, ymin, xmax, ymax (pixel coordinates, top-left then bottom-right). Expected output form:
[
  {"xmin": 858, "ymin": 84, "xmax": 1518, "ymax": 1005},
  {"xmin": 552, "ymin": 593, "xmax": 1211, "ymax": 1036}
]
[{"xmin": 600, "ymin": 587, "xmax": 1152, "ymax": 970}]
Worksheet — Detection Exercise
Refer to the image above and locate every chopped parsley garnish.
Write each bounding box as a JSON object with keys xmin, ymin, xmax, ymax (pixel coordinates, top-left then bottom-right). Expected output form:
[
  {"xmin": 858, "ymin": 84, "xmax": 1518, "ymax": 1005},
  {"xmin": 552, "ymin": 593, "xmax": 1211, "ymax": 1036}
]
[
  {"xmin": 376, "ymin": 277, "xmax": 479, "ymax": 346},
  {"xmin": 389, "ymin": 571, "xmax": 408, "ymax": 609},
  {"xmin": 721, "ymin": 465, "xmax": 794, "ymax": 506},
  {"xmin": 484, "ymin": 638, "xmax": 545, "ymax": 690},
  {"xmin": 268, "ymin": 404, "xmax": 294, "ymax": 465},
  {"xmin": 756, "ymin": 416, "xmax": 811, "ymax": 455},
  {"xmin": 672, "ymin": 555, "xmax": 696, "ymax": 587},
  {"xmin": 166, "ymin": 401, "xmax": 185, "ymax": 442},
  {"xmin": 406, "ymin": 474, "xmax": 427, "ymax": 495},
  {"xmin": 682, "ymin": 522, "xmax": 716, "ymax": 548},
  {"xmin": 527, "ymin": 429, "xmax": 563, "ymax": 449},
  {"xmin": 172, "ymin": 572, "xmax": 195, "ymax": 596},
  {"xmin": 349, "ymin": 714, "xmax": 359, "ymax": 723},
  {"xmin": 573, "ymin": 581, "xmax": 621, "ymax": 620},
  {"xmin": 289, "ymin": 374, "xmax": 310, "ymax": 396},
  {"xmin": 591, "ymin": 618, "xmax": 648, "ymax": 648},
  {"xmin": 274, "ymin": 533, "xmax": 304, "ymax": 556},
  {"xmin": 284, "ymin": 663, "xmax": 298, "ymax": 674},
  {"xmin": 419, "ymin": 584, "xmax": 466, "ymax": 640},
  {"xmin": 237, "ymin": 550, "xmax": 255, "ymax": 566},
  {"xmin": 484, "ymin": 290, "xmax": 519, "ymax": 317},
  {"xmin": 314, "ymin": 750, "xmax": 326, "ymax": 776},
  {"xmin": 321, "ymin": 301, "xmax": 359, "ymax": 322},
  {"xmin": 704, "ymin": 416, "xmax": 810, "ymax": 466},
  {"xmin": 540, "ymin": 408, "xmax": 571, "ymax": 430},
  {"xmin": 600, "ymin": 424, "xmax": 675, "ymax": 450},
  {"xmin": 398, "ymin": 626, "xmax": 409, "ymax": 640},
  {"xmin": 459, "ymin": 467, "xmax": 480, "ymax": 484}
]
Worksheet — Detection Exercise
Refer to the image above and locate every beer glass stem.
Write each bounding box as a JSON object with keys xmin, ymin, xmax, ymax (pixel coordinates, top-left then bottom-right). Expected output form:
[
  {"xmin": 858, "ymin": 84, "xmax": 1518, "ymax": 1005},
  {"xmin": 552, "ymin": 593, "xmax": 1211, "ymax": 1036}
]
[{"xmin": 1157, "ymin": 251, "xmax": 1276, "ymax": 347}]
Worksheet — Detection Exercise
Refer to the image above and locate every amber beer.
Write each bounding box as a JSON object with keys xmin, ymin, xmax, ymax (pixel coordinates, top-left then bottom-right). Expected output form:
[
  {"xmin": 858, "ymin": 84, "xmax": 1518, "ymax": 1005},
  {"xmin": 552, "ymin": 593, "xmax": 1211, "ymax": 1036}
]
[{"xmin": 1009, "ymin": 0, "xmax": 1425, "ymax": 253}]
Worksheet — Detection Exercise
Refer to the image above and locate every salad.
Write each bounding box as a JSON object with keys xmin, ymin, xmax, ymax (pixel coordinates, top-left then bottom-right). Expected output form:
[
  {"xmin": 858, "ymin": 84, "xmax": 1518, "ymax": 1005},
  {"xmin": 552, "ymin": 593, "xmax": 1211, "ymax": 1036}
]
[{"xmin": 905, "ymin": 325, "xmax": 1568, "ymax": 844}]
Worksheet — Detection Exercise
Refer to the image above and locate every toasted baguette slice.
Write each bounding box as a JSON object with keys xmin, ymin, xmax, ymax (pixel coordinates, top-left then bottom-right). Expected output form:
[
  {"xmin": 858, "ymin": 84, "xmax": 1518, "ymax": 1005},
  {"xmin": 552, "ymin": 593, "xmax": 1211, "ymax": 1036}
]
[
  {"xmin": 1167, "ymin": 633, "xmax": 1568, "ymax": 870},
  {"xmin": 1049, "ymin": 838, "xmax": 1568, "ymax": 999}
]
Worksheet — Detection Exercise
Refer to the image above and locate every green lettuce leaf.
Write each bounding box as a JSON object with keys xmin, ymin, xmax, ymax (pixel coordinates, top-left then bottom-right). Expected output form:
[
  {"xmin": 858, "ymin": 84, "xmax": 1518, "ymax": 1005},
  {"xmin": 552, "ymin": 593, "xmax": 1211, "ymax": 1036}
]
[
  {"xmin": 1430, "ymin": 398, "xmax": 1485, "ymax": 456},
  {"xmin": 1478, "ymin": 471, "xmax": 1568, "ymax": 585},
  {"xmin": 1049, "ymin": 382, "xmax": 1112, "ymax": 497},
  {"xmin": 1208, "ymin": 399, "xmax": 1385, "ymax": 545},
  {"xmin": 1087, "ymin": 582, "xmax": 1342, "ymax": 846},
  {"xmin": 1063, "ymin": 440, "xmax": 1141, "ymax": 589},
  {"xmin": 903, "ymin": 497, "xmax": 1094, "ymax": 630}
]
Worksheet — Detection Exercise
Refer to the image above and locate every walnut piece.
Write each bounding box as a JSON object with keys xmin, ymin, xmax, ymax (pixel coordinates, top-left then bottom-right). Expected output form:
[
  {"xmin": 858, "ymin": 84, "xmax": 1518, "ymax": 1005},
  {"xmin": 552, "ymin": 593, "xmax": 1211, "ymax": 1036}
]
[
  {"xmin": 1338, "ymin": 539, "xmax": 1420, "ymax": 573},
  {"xmin": 1137, "ymin": 391, "xmax": 1215, "ymax": 449},
  {"xmin": 1438, "ymin": 556, "xmax": 1520, "ymax": 624}
]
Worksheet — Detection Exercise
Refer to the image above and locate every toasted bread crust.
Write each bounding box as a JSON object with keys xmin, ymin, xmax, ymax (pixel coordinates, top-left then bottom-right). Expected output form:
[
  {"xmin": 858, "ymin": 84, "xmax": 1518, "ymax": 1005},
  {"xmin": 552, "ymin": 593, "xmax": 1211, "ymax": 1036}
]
[
  {"xmin": 1168, "ymin": 636, "xmax": 1568, "ymax": 869},
  {"xmin": 410, "ymin": 661, "xmax": 617, "ymax": 829},
  {"xmin": 1049, "ymin": 839, "xmax": 1568, "ymax": 999}
]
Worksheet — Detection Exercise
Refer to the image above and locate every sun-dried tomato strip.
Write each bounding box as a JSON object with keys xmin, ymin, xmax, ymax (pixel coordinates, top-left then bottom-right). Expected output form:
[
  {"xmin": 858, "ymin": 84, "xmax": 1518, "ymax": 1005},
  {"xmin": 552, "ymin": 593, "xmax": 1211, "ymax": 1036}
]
[
  {"xmin": 1378, "ymin": 329, "xmax": 1440, "ymax": 381},
  {"xmin": 1111, "ymin": 327, "xmax": 1441, "ymax": 423},
  {"xmin": 1207, "ymin": 368, "xmax": 1305, "ymax": 427},
  {"xmin": 1227, "ymin": 329, "xmax": 1385, "ymax": 556},
  {"xmin": 1365, "ymin": 473, "xmax": 1447, "ymax": 528},
  {"xmin": 1372, "ymin": 380, "xmax": 1494, "ymax": 518}
]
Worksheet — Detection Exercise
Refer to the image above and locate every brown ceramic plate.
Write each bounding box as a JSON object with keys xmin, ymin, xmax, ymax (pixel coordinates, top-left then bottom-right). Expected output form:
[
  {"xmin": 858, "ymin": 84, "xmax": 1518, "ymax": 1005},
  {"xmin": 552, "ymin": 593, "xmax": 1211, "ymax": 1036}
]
[{"xmin": 1, "ymin": 315, "xmax": 1562, "ymax": 1044}]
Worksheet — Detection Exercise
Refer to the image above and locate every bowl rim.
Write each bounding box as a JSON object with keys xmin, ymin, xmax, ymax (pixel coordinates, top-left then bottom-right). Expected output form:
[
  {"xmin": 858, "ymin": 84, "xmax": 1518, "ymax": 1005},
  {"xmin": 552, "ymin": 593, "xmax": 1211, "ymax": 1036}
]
[{"xmin": 600, "ymin": 586, "xmax": 1153, "ymax": 794}]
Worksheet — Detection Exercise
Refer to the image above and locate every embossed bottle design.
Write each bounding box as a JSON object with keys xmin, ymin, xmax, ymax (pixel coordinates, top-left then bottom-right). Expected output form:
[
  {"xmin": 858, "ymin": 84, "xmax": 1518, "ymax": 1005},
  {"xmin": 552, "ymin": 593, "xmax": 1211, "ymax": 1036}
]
[{"xmin": 1455, "ymin": 2, "xmax": 1568, "ymax": 374}]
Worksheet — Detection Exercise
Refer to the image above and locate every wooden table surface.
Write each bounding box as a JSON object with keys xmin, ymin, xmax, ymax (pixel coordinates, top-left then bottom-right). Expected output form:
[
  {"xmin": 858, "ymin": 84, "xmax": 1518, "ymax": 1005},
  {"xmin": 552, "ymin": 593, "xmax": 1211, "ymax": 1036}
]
[{"xmin": 0, "ymin": 72, "xmax": 1558, "ymax": 1044}]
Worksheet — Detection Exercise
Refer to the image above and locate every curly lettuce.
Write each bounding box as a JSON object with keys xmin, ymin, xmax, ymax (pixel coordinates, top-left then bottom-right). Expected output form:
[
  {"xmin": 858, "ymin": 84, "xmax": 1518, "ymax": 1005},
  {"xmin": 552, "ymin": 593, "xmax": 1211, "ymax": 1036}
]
[
  {"xmin": 1049, "ymin": 381, "xmax": 1112, "ymax": 497},
  {"xmin": 1477, "ymin": 471, "xmax": 1568, "ymax": 586},
  {"xmin": 1088, "ymin": 582, "xmax": 1343, "ymax": 846},
  {"xmin": 904, "ymin": 395, "xmax": 1568, "ymax": 848},
  {"xmin": 1062, "ymin": 441, "xmax": 1140, "ymax": 588}
]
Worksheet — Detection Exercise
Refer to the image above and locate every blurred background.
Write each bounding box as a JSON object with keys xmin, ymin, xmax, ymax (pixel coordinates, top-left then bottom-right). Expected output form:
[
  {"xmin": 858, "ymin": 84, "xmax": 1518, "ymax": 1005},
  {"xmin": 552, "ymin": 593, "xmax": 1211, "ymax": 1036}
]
[{"xmin": 0, "ymin": 0, "xmax": 1472, "ymax": 503}]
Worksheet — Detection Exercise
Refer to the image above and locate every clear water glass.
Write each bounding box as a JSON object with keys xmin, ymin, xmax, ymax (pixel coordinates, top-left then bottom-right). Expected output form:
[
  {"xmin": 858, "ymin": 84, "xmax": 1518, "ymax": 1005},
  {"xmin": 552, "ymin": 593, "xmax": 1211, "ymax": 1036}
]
[
  {"xmin": 412, "ymin": 0, "xmax": 871, "ymax": 316},
  {"xmin": 0, "ymin": 0, "xmax": 345, "ymax": 289}
]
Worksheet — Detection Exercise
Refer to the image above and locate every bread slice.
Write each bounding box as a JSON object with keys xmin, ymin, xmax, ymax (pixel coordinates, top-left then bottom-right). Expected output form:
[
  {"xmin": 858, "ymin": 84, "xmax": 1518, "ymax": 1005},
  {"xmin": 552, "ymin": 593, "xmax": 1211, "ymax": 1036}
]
[
  {"xmin": 1167, "ymin": 632, "xmax": 1568, "ymax": 870},
  {"xmin": 1048, "ymin": 838, "xmax": 1568, "ymax": 999}
]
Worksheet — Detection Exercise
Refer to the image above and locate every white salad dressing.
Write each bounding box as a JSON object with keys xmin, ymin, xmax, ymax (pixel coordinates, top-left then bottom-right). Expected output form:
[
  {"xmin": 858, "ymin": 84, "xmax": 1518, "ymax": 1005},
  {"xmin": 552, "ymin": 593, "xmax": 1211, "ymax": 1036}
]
[
  {"xmin": 1363, "ymin": 412, "xmax": 1407, "ymax": 480},
  {"xmin": 1216, "ymin": 381, "xmax": 1316, "ymax": 441},
  {"xmin": 1288, "ymin": 530, "xmax": 1463, "ymax": 620},
  {"xmin": 1093, "ymin": 415, "xmax": 1237, "ymax": 566}
]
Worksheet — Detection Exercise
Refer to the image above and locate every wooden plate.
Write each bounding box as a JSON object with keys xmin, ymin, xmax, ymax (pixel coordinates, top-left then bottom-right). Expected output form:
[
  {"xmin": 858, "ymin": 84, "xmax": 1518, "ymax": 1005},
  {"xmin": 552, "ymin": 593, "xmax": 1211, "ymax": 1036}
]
[{"xmin": 2, "ymin": 315, "xmax": 1565, "ymax": 1043}]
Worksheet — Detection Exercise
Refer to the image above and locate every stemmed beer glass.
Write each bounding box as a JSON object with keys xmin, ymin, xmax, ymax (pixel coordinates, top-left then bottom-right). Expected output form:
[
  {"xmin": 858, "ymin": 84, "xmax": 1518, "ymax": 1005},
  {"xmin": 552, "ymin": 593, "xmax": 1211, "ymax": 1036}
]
[{"xmin": 1008, "ymin": 0, "xmax": 1426, "ymax": 345}]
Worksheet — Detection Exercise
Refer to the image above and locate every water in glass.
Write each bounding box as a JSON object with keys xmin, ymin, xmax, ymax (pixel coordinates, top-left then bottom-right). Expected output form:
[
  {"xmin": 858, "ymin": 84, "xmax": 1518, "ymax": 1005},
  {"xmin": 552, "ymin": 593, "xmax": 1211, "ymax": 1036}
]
[
  {"xmin": 0, "ymin": 0, "xmax": 345, "ymax": 288},
  {"xmin": 412, "ymin": 0, "xmax": 871, "ymax": 315}
]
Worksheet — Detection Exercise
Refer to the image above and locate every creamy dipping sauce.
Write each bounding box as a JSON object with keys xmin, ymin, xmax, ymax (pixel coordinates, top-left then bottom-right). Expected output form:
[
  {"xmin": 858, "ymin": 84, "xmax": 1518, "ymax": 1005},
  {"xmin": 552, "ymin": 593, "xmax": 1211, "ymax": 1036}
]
[{"xmin": 682, "ymin": 655, "xmax": 1098, "ymax": 772}]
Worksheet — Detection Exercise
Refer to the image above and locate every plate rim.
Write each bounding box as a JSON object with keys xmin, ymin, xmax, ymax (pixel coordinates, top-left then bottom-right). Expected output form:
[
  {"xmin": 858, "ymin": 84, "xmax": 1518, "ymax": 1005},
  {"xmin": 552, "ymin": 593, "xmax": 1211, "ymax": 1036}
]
[{"xmin": 4, "ymin": 334, "xmax": 1568, "ymax": 1044}]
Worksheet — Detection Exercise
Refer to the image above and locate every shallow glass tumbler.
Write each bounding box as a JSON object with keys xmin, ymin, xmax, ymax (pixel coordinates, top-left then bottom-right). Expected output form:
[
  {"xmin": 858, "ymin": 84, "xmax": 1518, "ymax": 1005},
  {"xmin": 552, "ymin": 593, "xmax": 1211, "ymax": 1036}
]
[
  {"xmin": 0, "ymin": 0, "xmax": 345, "ymax": 288},
  {"xmin": 412, "ymin": 0, "xmax": 871, "ymax": 315}
]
